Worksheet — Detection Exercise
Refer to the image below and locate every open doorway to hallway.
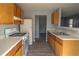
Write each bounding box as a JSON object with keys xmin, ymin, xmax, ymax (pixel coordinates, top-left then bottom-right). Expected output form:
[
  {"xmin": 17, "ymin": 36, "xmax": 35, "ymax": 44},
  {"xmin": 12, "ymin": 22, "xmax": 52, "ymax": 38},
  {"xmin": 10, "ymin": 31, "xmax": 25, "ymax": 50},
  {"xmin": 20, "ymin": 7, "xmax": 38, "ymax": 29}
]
[
  {"xmin": 35, "ymin": 15, "xmax": 47, "ymax": 41},
  {"xmin": 28, "ymin": 15, "xmax": 55, "ymax": 56}
]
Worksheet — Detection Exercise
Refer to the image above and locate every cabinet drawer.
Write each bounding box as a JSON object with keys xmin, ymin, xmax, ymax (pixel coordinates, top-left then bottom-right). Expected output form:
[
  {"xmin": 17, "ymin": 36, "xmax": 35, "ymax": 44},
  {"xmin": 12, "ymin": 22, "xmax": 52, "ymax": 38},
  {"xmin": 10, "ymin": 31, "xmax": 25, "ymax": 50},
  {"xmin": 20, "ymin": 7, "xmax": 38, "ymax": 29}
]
[{"xmin": 15, "ymin": 46, "xmax": 23, "ymax": 56}]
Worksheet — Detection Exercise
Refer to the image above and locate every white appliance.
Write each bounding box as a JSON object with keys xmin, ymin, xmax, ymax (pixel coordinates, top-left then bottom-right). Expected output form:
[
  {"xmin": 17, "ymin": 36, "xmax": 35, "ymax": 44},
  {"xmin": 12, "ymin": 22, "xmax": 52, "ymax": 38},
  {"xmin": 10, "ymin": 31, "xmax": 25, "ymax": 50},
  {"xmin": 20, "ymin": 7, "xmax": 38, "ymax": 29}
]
[
  {"xmin": 69, "ymin": 18, "xmax": 73, "ymax": 27},
  {"xmin": 5, "ymin": 28, "xmax": 29, "ymax": 56},
  {"xmin": 20, "ymin": 19, "xmax": 32, "ymax": 45}
]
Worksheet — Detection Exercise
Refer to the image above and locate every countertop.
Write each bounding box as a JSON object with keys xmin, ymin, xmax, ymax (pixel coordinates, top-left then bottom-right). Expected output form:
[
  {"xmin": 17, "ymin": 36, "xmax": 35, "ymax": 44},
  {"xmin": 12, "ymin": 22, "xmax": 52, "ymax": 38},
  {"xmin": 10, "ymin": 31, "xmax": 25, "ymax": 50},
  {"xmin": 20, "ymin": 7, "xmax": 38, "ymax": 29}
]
[
  {"xmin": 0, "ymin": 38, "xmax": 22, "ymax": 56},
  {"xmin": 48, "ymin": 30, "xmax": 79, "ymax": 40}
]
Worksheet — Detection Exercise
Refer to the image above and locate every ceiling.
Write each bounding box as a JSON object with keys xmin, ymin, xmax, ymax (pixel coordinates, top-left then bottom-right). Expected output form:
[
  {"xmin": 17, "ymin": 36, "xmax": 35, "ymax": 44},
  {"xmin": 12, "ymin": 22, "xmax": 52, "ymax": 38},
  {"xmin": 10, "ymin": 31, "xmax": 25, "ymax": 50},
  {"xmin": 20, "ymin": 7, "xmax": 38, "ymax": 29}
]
[{"xmin": 17, "ymin": 3, "xmax": 79, "ymax": 17}]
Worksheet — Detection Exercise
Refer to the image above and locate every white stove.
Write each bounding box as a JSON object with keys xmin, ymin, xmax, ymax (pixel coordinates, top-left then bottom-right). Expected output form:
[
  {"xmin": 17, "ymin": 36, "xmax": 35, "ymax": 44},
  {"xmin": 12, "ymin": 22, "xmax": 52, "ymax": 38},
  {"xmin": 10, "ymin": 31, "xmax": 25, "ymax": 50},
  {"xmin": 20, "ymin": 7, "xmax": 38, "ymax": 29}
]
[{"xmin": 5, "ymin": 28, "xmax": 29, "ymax": 56}]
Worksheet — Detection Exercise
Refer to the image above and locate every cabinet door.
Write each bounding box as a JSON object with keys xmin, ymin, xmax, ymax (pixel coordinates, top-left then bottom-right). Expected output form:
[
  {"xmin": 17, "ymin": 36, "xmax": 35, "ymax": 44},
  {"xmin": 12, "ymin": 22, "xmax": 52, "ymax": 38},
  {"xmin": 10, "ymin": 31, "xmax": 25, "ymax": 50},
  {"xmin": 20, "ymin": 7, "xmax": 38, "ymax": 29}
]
[
  {"xmin": 51, "ymin": 13, "xmax": 54, "ymax": 24},
  {"xmin": 51, "ymin": 10, "xmax": 60, "ymax": 25},
  {"xmin": 48, "ymin": 32, "xmax": 51, "ymax": 45},
  {"xmin": 20, "ymin": 8, "xmax": 23, "ymax": 18},
  {"xmin": 54, "ymin": 11, "xmax": 59, "ymax": 25},
  {"xmin": 0, "ymin": 4, "xmax": 18, "ymax": 24},
  {"xmin": 6, "ymin": 40, "xmax": 23, "ymax": 56},
  {"xmin": 55, "ymin": 40, "xmax": 62, "ymax": 56},
  {"xmin": 50, "ymin": 35, "xmax": 55, "ymax": 51},
  {"xmin": 15, "ymin": 5, "xmax": 21, "ymax": 18},
  {"xmin": 6, "ymin": 47, "xmax": 16, "ymax": 56},
  {"xmin": 0, "ymin": 3, "xmax": 22, "ymax": 24},
  {"xmin": 0, "ymin": 4, "xmax": 14, "ymax": 24},
  {"xmin": 20, "ymin": 8, "xmax": 24, "ymax": 24},
  {"xmin": 48, "ymin": 34, "xmax": 51, "ymax": 46},
  {"xmin": 48, "ymin": 33, "xmax": 55, "ymax": 51},
  {"xmin": 19, "ymin": 8, "xmax": 21, "ymax": 18},
  {"xmin": 15, "ymin": 46, "xmax": 23, "ymax": 56}
]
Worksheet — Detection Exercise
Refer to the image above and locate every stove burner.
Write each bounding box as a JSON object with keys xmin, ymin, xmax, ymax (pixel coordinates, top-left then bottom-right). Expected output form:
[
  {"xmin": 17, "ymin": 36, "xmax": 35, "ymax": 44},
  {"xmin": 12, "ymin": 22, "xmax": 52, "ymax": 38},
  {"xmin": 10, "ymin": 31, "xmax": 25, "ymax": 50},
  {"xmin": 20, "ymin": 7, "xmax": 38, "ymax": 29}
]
[{"xmin": 9, "ymin": 33, "xmax": 26, "ymax": 37}]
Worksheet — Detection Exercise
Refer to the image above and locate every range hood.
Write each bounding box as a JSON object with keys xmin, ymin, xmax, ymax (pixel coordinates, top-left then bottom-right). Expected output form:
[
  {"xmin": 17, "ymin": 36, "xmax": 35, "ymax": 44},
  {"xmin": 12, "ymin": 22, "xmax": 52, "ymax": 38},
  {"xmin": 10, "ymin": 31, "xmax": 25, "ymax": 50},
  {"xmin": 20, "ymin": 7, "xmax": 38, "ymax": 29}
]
[{"xmin": 13, "ymin": 16, "xmax": 22, "ymax": 21}]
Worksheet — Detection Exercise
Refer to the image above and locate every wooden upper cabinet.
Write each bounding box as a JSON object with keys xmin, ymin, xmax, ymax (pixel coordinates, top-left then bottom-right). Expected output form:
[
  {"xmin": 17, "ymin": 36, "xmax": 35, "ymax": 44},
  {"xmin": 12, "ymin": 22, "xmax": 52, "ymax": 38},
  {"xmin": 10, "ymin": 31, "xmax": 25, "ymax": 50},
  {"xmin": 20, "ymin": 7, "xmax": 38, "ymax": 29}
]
[
  {"xmin": 12, "ymin": 4, "xmax": 21, "ymax": 18},
  {"xmin": 51, "ymin": 9, "xmax": 60, "ymax": 25},
  {"xmin": 0, "ymin": 3, "xmax": 22, "ymax": 24},
  {"xmin": 54, "ymin": 11, "xmax": 59, "ymax": 25},
  {"xmin": 16, "ymin": 5, "xmax": 21, "ymax": 18},
  {"xmin": 51, "ymin": 12, "xmax": 54, "ymax": 24},
  {"xmin": 0, "ymin": 4, "xmax": 14, "ymax": 24},
  {"xmin": 20, "ymin": 9, "xmax": 24, "ymax": 24}
]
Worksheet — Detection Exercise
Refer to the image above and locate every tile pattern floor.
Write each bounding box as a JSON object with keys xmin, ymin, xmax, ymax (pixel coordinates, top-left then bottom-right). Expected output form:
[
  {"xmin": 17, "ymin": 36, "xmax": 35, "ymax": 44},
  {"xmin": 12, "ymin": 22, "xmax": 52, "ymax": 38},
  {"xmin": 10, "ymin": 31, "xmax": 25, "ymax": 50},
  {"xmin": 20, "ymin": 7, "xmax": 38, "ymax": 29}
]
[{"xmin": 28, "ymin": 38, "xmax": 56, "ymax": 56}]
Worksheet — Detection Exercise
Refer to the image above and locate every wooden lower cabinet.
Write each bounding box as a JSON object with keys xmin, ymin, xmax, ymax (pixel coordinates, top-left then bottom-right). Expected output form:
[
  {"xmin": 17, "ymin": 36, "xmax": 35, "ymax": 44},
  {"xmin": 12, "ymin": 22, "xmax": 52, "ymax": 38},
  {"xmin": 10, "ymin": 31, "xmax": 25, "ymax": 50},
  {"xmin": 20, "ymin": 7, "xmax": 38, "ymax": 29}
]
[
  {"xmin": 48, "ymin": 32, "xmax": 55, "ymax": 51},
  {"xmin": 48, "ymin": 32, "xmax": 63, "ymax": 56},
  {"xmin": 5, "ymin": 47, "xmax": 16, "ymax": 56},
  {"xmin": 55, "ymin": 41, "xmax": 62, "ymax": 56},
  {"xmin": 15, "ymin": 46, "xmax": 23, "ymax": 56},
  {"xmin": 63, "ymin": 40, "xmax": 79, "ymax": 56},
  {"xmin": 48, "ymin": 32, "xmax": 79, "ymax": 56},
  {"xmin": 6, "ymin": 40, "xmax": 23, "ymax": 56}
]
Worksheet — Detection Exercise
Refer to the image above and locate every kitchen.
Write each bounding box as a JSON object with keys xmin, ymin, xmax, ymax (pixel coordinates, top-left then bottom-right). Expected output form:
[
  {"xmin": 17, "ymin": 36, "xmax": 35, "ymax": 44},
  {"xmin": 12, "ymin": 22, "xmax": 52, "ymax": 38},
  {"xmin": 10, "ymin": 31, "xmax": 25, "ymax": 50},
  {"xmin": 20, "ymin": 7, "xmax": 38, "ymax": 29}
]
[{"xmin": 0, "ymin": 3, "xmax": 79, "ymax": 56}]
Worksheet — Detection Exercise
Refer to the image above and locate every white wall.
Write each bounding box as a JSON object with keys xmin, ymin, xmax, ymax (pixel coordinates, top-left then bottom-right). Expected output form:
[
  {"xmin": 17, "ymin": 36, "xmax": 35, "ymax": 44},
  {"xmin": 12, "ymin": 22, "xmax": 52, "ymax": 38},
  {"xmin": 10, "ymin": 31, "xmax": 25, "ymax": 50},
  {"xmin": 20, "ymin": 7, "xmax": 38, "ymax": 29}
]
[{"xmin": 23, "ymin": 10, "xmax": 54, "ymax": 41}]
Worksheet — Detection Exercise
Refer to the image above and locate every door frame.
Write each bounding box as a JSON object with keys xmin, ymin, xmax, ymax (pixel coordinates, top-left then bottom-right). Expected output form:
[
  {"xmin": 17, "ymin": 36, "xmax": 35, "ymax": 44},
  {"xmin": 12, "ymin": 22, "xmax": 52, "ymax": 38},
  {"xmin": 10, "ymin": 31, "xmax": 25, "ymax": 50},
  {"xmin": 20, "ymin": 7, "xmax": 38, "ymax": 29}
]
[
  {"xmin": 35, "ymin": 15, "xmax": 47, "ymax": 41},
  {"xmin": 35, "ymin": 15, "xmax": 39, "ymax": 39}
]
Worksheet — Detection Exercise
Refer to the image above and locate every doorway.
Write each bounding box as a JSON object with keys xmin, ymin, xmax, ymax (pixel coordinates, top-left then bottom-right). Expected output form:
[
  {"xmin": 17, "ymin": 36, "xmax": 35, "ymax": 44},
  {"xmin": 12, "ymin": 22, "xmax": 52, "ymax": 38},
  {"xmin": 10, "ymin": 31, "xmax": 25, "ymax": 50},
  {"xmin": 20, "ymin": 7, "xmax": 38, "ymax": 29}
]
[{"xmin": 35, "ymin": 15, "xmax": 47, "ymax": 41}]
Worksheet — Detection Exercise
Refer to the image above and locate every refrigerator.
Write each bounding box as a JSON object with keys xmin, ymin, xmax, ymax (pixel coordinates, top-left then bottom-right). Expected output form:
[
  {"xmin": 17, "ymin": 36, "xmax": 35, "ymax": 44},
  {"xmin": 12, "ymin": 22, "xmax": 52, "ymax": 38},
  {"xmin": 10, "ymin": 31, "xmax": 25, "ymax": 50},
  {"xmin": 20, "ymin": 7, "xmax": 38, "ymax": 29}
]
[{"xmin": 20, "ymin": 19, "xmax": 32, "ymax": 45}]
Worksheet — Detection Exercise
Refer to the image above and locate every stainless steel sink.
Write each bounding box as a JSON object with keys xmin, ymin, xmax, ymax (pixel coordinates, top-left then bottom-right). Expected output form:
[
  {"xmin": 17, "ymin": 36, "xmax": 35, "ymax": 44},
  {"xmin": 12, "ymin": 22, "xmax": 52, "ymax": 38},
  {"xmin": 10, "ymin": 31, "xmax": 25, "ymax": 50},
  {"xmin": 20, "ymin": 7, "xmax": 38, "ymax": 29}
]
[{"xmin": 53, "ymin": 32, "xmax": 69, "ymax": 36}]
